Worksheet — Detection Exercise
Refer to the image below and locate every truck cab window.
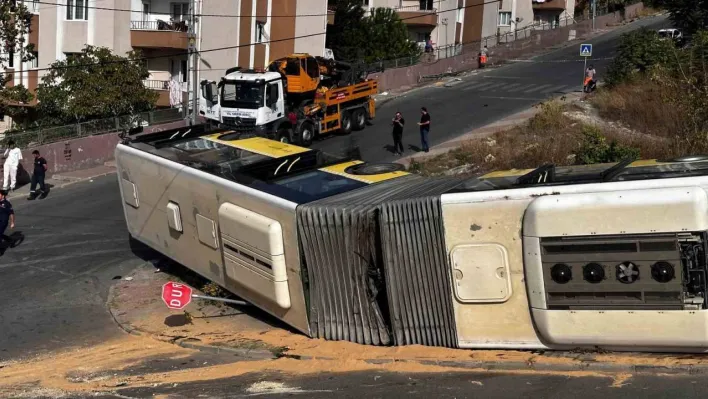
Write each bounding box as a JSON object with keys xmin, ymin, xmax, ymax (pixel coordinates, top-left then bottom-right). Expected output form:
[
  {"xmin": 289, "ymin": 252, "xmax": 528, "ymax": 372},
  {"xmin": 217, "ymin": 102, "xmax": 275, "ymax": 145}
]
[
  {"xmin": 266, "ymin": 84, "xmax": 279, "ymax": 106},
  {"xmin": 305, "ymin": 57, "xmax": 320, "ymax": 79}
]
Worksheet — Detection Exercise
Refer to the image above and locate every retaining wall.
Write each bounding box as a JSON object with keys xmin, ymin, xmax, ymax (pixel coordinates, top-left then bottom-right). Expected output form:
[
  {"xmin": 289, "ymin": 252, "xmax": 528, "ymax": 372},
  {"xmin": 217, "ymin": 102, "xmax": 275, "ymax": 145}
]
[
  {"xmin": 369, "ymin": 2, "xmax": 645, "ymax": 92},
  {"xmin": 0, "ymin": 119, "xmax": 190, "ymax": 186}
]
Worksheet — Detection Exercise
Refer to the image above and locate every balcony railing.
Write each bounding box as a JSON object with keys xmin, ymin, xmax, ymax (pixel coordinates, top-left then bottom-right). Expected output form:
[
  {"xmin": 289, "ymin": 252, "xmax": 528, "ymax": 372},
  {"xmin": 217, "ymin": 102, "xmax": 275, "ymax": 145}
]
[
  {"xmin": 143, "ymin": 79, "xmax": 188, "ymax": 91},
  {"xmin": 394, "ymin": 5, "xmax": 436, "ymax": 12},
  {"xmin": 131, "ymin": 20, "xmax": 189, "ymax": 32}
]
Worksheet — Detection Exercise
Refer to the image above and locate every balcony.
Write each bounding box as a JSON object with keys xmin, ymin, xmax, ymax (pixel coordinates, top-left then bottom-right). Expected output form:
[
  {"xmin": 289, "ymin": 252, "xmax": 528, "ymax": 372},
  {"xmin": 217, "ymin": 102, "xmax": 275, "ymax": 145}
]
[
  {"xmin": 395, "ymin": 2, "xmax": 437, "ymax": 27},
  {"xmin": 532, "ymin": 0, "xmax": 567, "ymax": 11},
  {"xmin": 131, "ymin": 20, "xmax": 188, "ymax": 50},
  {"xmin": 144, "ymin": 79, "xmax": 188, "ymax": 108}
]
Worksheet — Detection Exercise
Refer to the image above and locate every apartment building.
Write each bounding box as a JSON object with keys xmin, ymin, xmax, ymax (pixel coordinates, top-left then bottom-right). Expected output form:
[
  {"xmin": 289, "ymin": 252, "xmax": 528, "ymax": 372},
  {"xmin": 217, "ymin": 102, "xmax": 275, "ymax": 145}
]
[
  {"xmin": 2, "ymin": 0, "xmax": 330, "ymax": 121},
  {"xmin": 496, "ymin": 0, "xmax": 576, "ymax": 38}
]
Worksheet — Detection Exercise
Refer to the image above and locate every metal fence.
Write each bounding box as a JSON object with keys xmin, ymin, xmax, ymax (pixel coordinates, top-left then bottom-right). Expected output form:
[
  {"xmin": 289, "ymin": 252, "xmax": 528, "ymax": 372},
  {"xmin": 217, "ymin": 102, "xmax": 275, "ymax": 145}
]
[
  {"xmin": 0, "ymin": 108, "xmax": 184, "ymax": 149},
  {"xmin": 367, "ymin": 10, "xmax": 594, "ymax": 71}
]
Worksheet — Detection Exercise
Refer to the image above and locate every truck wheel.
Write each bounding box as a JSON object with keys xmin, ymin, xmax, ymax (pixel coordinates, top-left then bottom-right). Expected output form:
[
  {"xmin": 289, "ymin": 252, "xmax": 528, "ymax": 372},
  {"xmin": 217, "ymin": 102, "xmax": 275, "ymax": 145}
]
[
  {"xmin": 298, "ymin": 122, "xmax": 315, "ymax": 147},
  {"xmin": 352, "ymin": 109, "xmax": 366, "ymax": 131},
  {"xmin": 277, "ymin": 127, "xmax": 292, "ymax": 144},
  {"xmin": 341, "ymin": 111, "xmax": 353, "ymax": 134}
]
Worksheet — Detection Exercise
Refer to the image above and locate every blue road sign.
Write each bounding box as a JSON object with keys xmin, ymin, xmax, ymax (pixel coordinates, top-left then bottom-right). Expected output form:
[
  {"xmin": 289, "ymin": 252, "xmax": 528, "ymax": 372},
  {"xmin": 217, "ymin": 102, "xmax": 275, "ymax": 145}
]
[{"xmin": 580, "ymin": 44, "xmax": 593, "ymax": 57}]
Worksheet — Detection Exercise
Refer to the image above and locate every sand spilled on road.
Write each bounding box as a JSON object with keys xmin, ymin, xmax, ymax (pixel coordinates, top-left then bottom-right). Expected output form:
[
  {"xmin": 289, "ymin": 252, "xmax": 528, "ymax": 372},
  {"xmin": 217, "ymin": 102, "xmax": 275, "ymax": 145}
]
[{"xmin": 0, "ymin": 332, "xmax": 621, "ymax": 397}]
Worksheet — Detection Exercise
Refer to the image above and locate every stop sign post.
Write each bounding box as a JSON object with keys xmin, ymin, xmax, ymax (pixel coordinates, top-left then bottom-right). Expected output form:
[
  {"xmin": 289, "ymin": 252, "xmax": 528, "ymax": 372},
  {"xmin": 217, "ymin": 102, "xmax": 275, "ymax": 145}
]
[{"xmin": 162, "ymin": 282, "xmax": 193, "ymax": 310}]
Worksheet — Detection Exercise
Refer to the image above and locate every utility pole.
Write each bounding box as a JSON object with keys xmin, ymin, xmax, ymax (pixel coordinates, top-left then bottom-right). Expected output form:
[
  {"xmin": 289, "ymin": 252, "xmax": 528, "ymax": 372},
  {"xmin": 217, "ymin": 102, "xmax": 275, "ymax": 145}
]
[
  {"xmin": 592, "ymin": 0, "xmax": 597, "ymax": 30},
  {"xmin": 188, "ymin": 0, "xmax": 199, "ymax": 125}
]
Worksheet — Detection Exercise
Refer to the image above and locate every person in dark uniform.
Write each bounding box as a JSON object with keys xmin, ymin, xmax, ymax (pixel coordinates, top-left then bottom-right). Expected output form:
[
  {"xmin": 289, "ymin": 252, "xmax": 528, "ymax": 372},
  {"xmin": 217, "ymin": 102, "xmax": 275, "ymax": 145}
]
[
  {"xmin": 417, "ymin": 107, "xmax": 431, "ymax": 153},
  {"xmin": 0, "ymin": 189, "xmax": 16, "ymax": 252},
  {"xmin": 391, "ymin": 111, "xmax": 405, "ymax": 156},
  {"xmin": 28, "ymin": 150, "xmax": 48, "ymax": 200}
]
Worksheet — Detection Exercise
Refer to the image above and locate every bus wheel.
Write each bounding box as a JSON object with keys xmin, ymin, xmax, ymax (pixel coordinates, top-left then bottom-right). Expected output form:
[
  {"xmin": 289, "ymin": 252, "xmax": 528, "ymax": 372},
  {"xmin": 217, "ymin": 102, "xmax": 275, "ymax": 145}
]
[
  {"xmin": 298, "ymin": 122, "xmax": 315, "ymax": 147},
  {"xmin": 352, "ymin": 109, "xmax": 366, "ymax": 131},
  {"xmin": 341, "ymin": 111, "xmax": 353, "ymax": 135}
]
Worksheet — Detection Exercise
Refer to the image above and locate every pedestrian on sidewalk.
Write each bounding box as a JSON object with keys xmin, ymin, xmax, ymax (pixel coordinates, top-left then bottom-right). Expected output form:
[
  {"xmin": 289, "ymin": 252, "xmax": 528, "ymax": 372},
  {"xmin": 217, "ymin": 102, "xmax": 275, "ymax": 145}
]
[
  {"xmin": 0, "ymin": 189, "xmax": 17, "ymax": 253},
  {"xmin": 417, "ymin": 107, "xmax": 431, "ymax": 153},
  {"xmin": 28, "ymin": 150, "xmax": 48, "ymax": 200},
  {"xmin": 2, "ymin": 140, "xmax": 22, "ymax": 191},
  {"xmin": 391, "ymin": 111, "xmax": 405, "ymax": 156}
]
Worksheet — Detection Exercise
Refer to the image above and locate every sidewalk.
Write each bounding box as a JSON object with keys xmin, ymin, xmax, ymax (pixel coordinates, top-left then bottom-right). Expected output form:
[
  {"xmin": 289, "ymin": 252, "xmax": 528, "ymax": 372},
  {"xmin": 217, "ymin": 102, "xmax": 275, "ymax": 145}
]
[
  {"xmin": 109, "ymin": 261, "xmax": 708, "ymax": 376},
  {"xmin": 6, "ymin": 162, "xmax": 117, "ymax": 200}
]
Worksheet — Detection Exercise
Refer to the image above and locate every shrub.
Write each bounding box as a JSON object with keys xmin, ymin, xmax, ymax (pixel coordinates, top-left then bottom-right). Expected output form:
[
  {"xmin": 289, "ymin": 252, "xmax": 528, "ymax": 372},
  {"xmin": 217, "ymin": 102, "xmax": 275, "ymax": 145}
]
[
  {"xmin": 605, "ymin": 28, "xmax": 676, "ymax": 86},
  {"xmin": 576, "ymin": 125, "xmax": 640, "ymax": 164}
]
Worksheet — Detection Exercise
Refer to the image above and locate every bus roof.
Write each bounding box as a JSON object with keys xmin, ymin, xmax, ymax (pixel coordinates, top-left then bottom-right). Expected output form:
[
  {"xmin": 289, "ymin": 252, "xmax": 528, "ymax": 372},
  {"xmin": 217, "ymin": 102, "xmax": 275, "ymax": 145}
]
[{"xmin": 125, "ymin": 126, "xmax": 408, "ymax": 204}]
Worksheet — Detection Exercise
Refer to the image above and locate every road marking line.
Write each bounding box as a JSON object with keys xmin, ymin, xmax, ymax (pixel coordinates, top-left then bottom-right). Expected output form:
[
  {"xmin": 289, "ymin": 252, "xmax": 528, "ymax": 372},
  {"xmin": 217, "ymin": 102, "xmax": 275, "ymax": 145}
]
[
  {"xmin": 498, "ymin": 83, "xmax": 524, "ymax": 91},
  {"xmin": 459, "ymin": 81, "xmax": 488, "ymax": 90},
  {"xmin": 514, "ymin": 84, "xmax": 537, "ymax": 92},
  {"xmin": 541, "ymin": 84, "xmax": 568, "ymax": 94},
  {"xmin": 479, "ymin": 96, "xmax": 545, "ymax": 101},
  {"xmin": 525, "ymin": 84, "xmax": 554, "ymax": 93},
  {"xmin": 463, "ymin": 82, "xmax": 497, "ymax": 91},
  {"xmin": 482, "ymin": 75, "xmax": 525, "ymax": 79}
]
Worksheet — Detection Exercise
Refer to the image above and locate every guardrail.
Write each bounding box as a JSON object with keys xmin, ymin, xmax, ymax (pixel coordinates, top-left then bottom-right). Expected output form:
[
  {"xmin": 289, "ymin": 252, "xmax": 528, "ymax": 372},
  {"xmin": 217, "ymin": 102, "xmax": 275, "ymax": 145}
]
[{"xmin": 1, "ymin": 108, "xmax": 184, "ymax": 149}]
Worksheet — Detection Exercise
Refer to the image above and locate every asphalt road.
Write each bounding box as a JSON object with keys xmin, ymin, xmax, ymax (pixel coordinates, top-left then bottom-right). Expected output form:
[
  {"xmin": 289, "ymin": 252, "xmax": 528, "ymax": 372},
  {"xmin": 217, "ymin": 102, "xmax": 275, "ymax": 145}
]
[
  {"xmin": 0, "ymin": 175, "xmax": 148, "ymax": 361},
  {"xmin": 55, "ymin": 370, "xmax": 708, "ymax": 398},
  {"xmin": 311, "ymin": 15, "xmax": 671, "ymax": 163}
]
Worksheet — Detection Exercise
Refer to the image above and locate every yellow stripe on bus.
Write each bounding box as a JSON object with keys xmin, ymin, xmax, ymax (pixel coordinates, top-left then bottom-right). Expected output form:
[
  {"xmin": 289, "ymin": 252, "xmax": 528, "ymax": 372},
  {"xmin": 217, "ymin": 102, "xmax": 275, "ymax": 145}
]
[
  {"xmin": 203, "ymin": 134, "xmax": 310, "ymax": 158},
  {"xmin": 627, "ymin": 159, "xmax": 670, "ymax": 168},
  {"xmin": 480, "ymin": 169, "xmax": 535, "ymax": 179},
  {"xmin": 320, "ymin": 161, "xmax": 409, "ymax": 184}
]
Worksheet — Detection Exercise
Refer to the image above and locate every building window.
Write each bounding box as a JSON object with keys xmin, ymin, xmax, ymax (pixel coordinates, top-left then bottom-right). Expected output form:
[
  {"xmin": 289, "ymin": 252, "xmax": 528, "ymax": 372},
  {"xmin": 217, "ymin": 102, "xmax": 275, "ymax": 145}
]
[
  {"xmin": 363, "ymin": 0, "xmax": 369, "ymax": 6},
  {"xmin": 499, "ymin": 11, "xmax": 512, "ymax": 26},
  {"xmin": 67, "ymin": 0, "xmax": 89, "ymax": 21},
  {"xmin": 8, "ymin": 50, "xmax": 14, "ymax": 68},
  {"xmin": 30, "ymin": 0, "xmax": 40, "ymax": 13},
  {"xmin": 142, "ymin": 2, "xmax": 150, "ymax": 21},
  {"xmin": 171, "ymin": 3, "xmax": 190, "ymax": 21},
  {"xmin": 29, "ymin": 51, "xmax": 38, "ymax": 68},
  {"xmin": 255, "ymin": 22, "xmax": 265, "ymax": 43},
  {"xmin": 457, "ymin": 8, "xmax": 463, "ymax": 23}
]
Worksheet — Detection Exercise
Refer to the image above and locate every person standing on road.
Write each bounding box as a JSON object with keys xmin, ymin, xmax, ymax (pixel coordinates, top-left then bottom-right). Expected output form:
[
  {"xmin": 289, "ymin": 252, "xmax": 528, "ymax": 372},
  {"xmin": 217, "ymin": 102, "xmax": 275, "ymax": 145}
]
[
  {"xmin": 417, "ymin": 107, "xmax": 431, "ymax": 153},
  {"xmin": 2, "ymin": 140, "xmax": 22, "ymax": 191},
  {"xmin": 28, "ymin": 150, "xmax": 48, "ymax": 200},
  {"xmin": 0, "ymin": 189, "xmax": 16, "ymax": 252},
  {"xmin": 391, "ymin": 112, "xmax": 405, "ymax": 156}
]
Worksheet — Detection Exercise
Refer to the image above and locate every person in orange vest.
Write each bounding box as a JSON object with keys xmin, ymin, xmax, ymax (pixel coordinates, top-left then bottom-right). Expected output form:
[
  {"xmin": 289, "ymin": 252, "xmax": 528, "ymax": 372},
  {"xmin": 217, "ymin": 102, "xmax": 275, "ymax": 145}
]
[{"xmin": 479, "ymin": 46, "xmax": 489, "ymax": 69}]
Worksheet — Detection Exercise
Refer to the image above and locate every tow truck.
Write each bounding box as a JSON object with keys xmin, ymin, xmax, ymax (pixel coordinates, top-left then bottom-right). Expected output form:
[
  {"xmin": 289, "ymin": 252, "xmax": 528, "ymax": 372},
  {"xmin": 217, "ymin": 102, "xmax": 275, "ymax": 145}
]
[{"xmin": 199, "ymin": 54, "xmax": 380, "ymax": 146}]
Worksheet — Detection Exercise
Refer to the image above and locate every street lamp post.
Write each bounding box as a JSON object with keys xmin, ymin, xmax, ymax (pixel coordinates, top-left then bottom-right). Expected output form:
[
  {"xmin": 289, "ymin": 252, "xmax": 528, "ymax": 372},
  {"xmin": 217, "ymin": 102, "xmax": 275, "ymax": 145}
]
[{"xmin": 442, "ymin": 18, "xmax": 448, "ymax": 58}]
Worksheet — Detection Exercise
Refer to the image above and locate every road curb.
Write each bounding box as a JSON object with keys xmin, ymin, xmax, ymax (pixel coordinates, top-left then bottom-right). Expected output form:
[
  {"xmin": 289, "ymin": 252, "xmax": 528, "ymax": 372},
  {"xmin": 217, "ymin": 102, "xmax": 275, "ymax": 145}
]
[{"xmin": 105, "ymin": 275, "xmax": 277, "ymax": 361}]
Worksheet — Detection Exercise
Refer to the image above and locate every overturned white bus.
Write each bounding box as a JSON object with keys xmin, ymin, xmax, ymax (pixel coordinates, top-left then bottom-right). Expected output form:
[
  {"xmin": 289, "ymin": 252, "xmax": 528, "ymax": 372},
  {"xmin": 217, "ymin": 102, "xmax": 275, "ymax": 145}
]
[{"xmin": 117, "ymin": 126, "xmax": 708, "ymax": 353}]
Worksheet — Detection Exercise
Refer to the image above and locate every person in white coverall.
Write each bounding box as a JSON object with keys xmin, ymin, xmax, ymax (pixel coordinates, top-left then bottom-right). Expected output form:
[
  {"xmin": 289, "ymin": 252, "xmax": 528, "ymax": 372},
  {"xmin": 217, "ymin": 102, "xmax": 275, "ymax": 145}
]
[{"xmin": 3, "ymin": 140, "xmax": 22, "ymax": 191}]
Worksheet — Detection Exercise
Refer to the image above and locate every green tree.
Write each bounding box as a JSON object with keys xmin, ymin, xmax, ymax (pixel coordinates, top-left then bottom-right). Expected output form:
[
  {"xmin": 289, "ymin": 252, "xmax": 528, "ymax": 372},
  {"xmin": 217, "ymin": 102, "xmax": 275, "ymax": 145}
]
[
  {"xmin": 646, "ymin": 0, "xmax": 708, "ymax": 35},
  {"xmin": 326, "ymin": 0, "xmax": 367, "ymax": 61},
  {"xmin": 576, "ymin": 126, "xmax": 640, "ymax": 165},
  {"xmin": 605, "ymin": 28, "xmax": 675, "ymax": 86},
  {"xmin": 0, "ymin": 1, "xmax": 36, "ymax": 124},
  {"xmin": 36, "ymin": 45, "xmax": 158, "ymax": 125},
  {"xmin": 326, "ymin": 0, "xmax": 420, "ymax": 62},
  {"xmin": 363, "ymin": 8, "xmax": 421, "ymax": 63}
]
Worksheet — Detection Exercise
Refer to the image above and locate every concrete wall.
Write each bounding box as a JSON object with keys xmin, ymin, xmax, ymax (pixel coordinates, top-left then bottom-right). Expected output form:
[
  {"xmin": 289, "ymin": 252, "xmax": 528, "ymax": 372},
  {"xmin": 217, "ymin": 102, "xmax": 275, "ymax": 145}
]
[
  {"xmin": 369, "ymin": 2, "xmax": 644, "ymax": 92},
  {"xmin": 294, "ymin": 0, "xmax": 328, "ymax": 57}
]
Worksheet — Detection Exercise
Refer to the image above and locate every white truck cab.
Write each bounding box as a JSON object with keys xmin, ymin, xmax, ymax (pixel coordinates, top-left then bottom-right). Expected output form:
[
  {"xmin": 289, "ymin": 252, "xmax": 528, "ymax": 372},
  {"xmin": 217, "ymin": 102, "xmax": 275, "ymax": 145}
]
[{"xmin": 200, "ymin": 68, "xmax": 287, "ymax": 138}]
